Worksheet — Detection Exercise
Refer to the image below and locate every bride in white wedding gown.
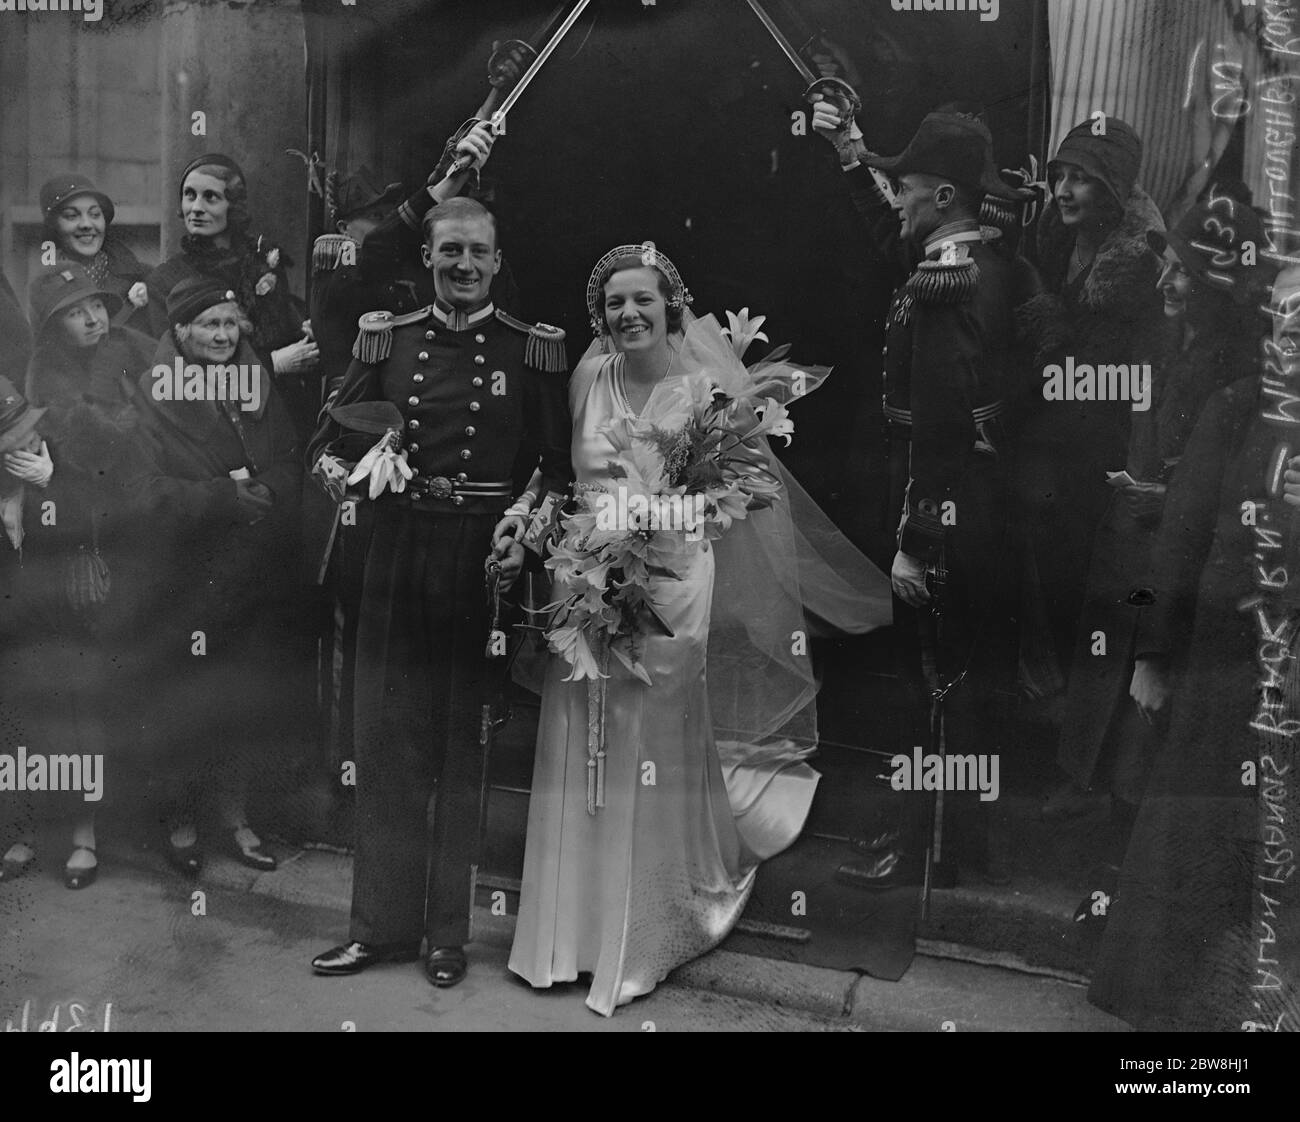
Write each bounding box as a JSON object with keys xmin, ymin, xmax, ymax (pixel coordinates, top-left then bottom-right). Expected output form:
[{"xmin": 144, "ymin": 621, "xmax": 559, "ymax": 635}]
[{"xmin": 507, "ymin": 243, "xmax": 892, "ymax": 1015}]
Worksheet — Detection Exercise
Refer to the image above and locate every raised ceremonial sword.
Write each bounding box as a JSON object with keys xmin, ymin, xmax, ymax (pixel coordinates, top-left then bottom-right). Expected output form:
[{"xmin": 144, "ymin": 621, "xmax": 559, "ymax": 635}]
[
  {"xmin": 741, "ymin": 0, "xmax": 897, "ymax": 205},
  {"xmin": 447, "ymin": 0, "xmax": 597, "ymax": 176}
]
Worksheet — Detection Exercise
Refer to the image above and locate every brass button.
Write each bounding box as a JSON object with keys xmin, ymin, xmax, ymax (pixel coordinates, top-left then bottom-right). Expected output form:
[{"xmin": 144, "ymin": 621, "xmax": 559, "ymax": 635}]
[
  {"xmin": 475, "ymin": 333, "xmax": 486, "ymax": 344},
  {"xmin": 474, "ymin": 355, "xmax": 486, "ymax": 366},
  {"xmin": 409, "ymin": 442, "xmax": 420, "ymax": 453},
  {"xmin": 453, "ymin": 495, "xmax": 465, "ymax": 507},
  {"xmin": 410, "ymin": 467, "xmax": 420, "ymax": 477},
  {"xmin": 471, "ymin": 376, "xmax": 484, "ymax": 388},
  {"xmin": 456, "ymin": 472, "xmax": 468, "ymax": 482},
  {"xmin": 408, "ymin": 419, "xmax": 420, "ymax": 430},
  {"xmin": 425, "ymin": 330, "xmax": 436, "ymax": 341},
  {"xmin": 464, "ymin": 426, "xmax": 476, "ymax": 437},
  {"xmin": 407, "ymin": 395, "xmax": 419, "ymax": 406},
  {"xmin": 469, "ymin": 401, "xmax": 481, "ymax": 412},
  {"xmin": 413, "ymin": 373, "xmax": 424, "ymax": 384},
  {"xmin": 411, "ymin": 492, "xmax": 423, "ymax": 502},
  {"xmin": 418, "ymin": 351, "xmax": 429, "ymax": 362},
  {"xmin": 460, "ymin": 449, "xmax": 472, "ymax": 460}
]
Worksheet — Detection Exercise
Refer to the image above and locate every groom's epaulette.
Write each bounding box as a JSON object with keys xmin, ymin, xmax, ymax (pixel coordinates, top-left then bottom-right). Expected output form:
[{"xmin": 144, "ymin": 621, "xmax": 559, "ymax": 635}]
[
  {"xmin": 351, "ymin": 306, "xmax": 433, "ymax": 364},
  {"xmin": 496, "ymin": 309, "xmax": 568, "ymax": 374}
]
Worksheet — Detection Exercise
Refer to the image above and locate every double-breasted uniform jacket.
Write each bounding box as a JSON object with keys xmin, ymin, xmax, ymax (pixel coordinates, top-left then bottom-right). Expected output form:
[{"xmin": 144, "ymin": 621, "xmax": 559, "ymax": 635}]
[
  {"xmin": 879, "ymin": 226, "xmax": 1019, "ymax": 577},
  {"xmin": 306, "ymin": 297, "xmax": 571, "ymax": 950},
  {"xmin": 309, "ymin": 299, "xmax": 571, "ymax": 511},
  {"xmin": 872, "ymin": 217, "xmax": 1024, "ymax": 757}
]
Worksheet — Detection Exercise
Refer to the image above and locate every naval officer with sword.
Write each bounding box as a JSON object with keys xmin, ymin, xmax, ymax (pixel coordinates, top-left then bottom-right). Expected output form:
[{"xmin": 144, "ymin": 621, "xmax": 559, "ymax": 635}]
[{"xmin": 307, "ymin": 2, "xmax": 592, "ymax": 987}]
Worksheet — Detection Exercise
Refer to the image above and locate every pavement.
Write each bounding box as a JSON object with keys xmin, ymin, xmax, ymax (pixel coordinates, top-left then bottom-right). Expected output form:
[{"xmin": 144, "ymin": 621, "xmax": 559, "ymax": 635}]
[{"xmin": 0, "ymin": 828, "xmax": 1124, "ymax": 1031}]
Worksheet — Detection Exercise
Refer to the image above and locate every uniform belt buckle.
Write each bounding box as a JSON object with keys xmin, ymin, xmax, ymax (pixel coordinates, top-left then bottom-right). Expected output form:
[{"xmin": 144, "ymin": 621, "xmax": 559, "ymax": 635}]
[{"xmin": 428, "ymin": 476, "xmax": 454, "ymax": 500}]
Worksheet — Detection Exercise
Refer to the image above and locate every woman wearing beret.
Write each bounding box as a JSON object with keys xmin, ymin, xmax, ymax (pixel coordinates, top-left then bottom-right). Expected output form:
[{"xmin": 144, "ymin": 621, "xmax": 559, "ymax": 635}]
[
  {"xmin": 129, "ymin": 277, "xmax": 302, "ymax": 876},
  {"xmin": 40, "ymin": 175, "xmax": 151, "ymax": 334},
  {"xmin": 143, "ymin": 154, "xmax": 319, "ymax": 431}
]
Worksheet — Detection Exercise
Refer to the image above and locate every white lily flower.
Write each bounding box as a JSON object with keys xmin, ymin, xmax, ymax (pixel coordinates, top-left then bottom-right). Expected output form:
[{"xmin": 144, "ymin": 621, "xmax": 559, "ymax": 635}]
[{"xmin": 721, "ymin": 307, "xmax": 769, "ymax": 360}]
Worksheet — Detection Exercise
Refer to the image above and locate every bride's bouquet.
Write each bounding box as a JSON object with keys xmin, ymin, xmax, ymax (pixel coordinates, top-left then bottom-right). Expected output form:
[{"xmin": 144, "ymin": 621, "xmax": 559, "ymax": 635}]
[{"xmin": 542, "ymin": 310, "xmax": 804, "ymax": 685}]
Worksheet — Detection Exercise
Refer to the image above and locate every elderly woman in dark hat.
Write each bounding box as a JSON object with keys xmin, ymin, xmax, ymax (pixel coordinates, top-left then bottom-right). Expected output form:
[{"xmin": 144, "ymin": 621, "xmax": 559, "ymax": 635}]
[
  {"xmin": 1052, "ymin": 187, "xmax": 1272, "ymax": 926},
  {"xmin": 129, "ymin": 276, "xmax": 302, "ymax": 876},
  {"xmin": 40, "ymin": 174, "xmax": 151, "ymax": 332},
  {"xmin": 143, "ymin": 154, "xmax": 318, "ymax": 426},
  {"xmin": 1014, "ymin": 117, "xmax": 1167, "ymax": 758},
  {"xmin": 0, "ymin": 349, "xmax": 133, "ymax": 889}
]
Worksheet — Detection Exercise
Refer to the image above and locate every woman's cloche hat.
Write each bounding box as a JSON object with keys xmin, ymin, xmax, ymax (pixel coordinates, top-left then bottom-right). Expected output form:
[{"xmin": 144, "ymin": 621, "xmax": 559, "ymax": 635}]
[
  {"xmin": 28, "ymin": 264, "xmax": 122, "ymax": 337},
  {"xmin": 39, "ymin": 174, "xmax": 116, "ymax": 226}
]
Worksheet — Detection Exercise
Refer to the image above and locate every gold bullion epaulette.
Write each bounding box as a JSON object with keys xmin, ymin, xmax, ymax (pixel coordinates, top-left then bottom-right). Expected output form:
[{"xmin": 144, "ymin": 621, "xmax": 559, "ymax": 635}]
[
  {"xmin": 495, "ymin": 308, "xmax": 568, "ymax": 373},
  {"xmin": 352, "ymin": 306, "xmax": 433, "ymax": 364},
  {"xmin": 312, "ymin": 233, "xmax": 357, "ymax": 275},
  {"xmin": 906, "ymin": 243, "xmax": 980, "ymax": 306}
]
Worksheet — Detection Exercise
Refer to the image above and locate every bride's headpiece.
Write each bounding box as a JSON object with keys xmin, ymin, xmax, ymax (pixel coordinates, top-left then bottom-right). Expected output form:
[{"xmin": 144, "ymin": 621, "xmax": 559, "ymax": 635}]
[{"xmin": 585, "ymin": 241, "xmax": 693, "ymax": 335}]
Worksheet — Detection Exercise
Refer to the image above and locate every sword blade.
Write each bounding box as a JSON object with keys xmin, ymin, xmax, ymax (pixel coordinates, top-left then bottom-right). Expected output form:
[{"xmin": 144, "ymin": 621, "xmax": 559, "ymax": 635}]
[
  {"xmin": 493, "ymin": 0, "xmax": 596, "ymax": 125},
  {"xmin": 744, "ymin": 0, "xmax": 817, "ymax": 85}
]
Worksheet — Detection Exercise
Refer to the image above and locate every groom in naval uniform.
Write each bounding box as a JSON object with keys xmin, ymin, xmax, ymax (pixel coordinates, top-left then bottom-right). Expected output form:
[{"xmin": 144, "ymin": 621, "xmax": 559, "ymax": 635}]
[
  {"xmin": 812, "ymin": 103, "xmax": 1030, "ymax": 885},
  {"xmin": 308, "ymin": 196, "xmax": 571, "ymax": 987}
]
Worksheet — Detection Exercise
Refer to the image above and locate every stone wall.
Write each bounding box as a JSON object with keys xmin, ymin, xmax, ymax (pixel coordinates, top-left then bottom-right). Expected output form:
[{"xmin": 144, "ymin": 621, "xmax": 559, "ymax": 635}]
[{"xmin": 0, "ymin": 11, "xmax": 163, "ymax": 297}]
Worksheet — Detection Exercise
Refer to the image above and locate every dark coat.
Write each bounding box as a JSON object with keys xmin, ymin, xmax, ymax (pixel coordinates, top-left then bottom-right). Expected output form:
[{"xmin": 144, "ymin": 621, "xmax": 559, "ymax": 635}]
[
  {"xmin": 123, "ymin": 332, "xmax": 303, "ymax": 757},
  {"xmin": 1013, "ymin": 185, "xmax": 1166, "ymax": 681},
  {"xmin": 1087, "ymin": 376, "xmax": 1269, "ymax": 1030},
  {"xmin": 142, "ymin": 233, "xmax": 303, "ymax": 356},
  {"xmin": 1, "ymin": 268, "xmax": 32, "ymax": 385},
  {"xmin": 131, "ymin": 332, "xmax": 301, "ymax": 603},
  {"xmin": 1057, "ymin": 316, "xmax": 1259, "ymax": 789},
  {"xmin": 23, "ymin": 326, "xmax": 158, "ymax": 637},
  {"xmin": 0, "ymin": 386, "xmax": 148, "ymax": 771}
]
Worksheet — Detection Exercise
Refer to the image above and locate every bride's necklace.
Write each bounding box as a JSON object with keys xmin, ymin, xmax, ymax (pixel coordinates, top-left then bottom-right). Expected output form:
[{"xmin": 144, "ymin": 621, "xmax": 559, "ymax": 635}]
[{"xmin": 618, "ymin": 349, "xmax": 675, "ymax": 418}]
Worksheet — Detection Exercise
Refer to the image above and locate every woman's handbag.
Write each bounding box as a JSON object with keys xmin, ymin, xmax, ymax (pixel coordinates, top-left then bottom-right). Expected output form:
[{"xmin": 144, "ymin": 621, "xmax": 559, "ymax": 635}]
[{"xmin": 65, "ymin": 517, "xmax": 111, "ymax": 613}]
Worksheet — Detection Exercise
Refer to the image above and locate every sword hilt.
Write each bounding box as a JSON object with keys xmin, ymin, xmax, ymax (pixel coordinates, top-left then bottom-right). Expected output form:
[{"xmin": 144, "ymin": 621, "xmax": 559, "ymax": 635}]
[{"xmin": 803, "ymin": 76, "xmax": 861, "ymax": 119}]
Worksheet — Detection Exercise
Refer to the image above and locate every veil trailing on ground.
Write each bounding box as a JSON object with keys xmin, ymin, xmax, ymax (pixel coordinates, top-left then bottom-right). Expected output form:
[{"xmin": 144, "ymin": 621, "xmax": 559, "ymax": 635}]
[{"xmin": 570, "ymin": 308, "xmax": 893, "ymax": 861}]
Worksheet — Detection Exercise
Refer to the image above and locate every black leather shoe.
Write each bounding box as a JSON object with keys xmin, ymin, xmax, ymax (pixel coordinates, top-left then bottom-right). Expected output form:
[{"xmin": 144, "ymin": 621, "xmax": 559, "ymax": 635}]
[
  {"xmin": 230, "ymin": 830, "xmax": 277, "ymax": 872},
  {"xmin": 425, "ymin": 946, "xmax": 467, "ymax": 988},
  {"xmin": 164, "ymin": 839, "xmax": 203, "ymax": 878},
  {"xmin": 312, "ymin": 941, "xmax": 420, "ymax": 976},
  {"xmin": 64, "ymin": 846, "xmax": 98, "ymax": 890}
]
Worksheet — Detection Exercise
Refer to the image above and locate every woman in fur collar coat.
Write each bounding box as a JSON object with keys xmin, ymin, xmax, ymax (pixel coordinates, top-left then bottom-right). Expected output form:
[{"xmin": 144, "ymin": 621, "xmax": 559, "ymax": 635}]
[{"xmin": 1014, "ymin": 118, "xmax": 1166, "ymax": 703}]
